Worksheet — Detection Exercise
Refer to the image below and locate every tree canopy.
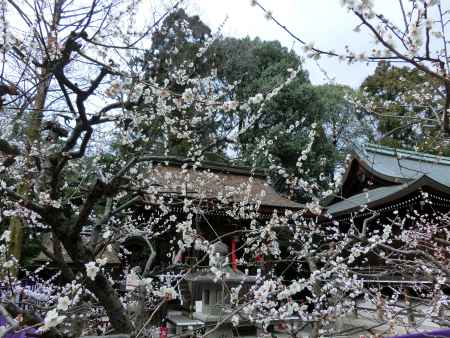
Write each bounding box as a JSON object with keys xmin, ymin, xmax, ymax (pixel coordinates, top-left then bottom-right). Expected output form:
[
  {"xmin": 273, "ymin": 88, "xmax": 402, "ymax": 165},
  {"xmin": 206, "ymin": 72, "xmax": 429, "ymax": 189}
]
[{"xmin": 359, "ymin": 62, "xmax": 446, "ymax": 153}]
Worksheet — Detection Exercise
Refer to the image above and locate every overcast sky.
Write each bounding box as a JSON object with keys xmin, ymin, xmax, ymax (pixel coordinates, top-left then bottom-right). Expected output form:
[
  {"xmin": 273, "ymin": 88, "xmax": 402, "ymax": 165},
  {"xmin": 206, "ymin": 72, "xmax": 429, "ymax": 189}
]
[{"xmin": 188, "ymin": 0, "xmax": 399, "ymax": 88}]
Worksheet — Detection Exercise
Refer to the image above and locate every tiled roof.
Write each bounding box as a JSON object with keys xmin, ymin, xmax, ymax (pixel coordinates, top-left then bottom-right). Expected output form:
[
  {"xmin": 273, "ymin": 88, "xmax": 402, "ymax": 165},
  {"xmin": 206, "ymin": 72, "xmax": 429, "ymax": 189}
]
[
  {"xmin": 355, "ymin": 143, "xmax": 450, "ymax": 186},
  {"xmin": 327, "ymin": 184, "xmax": 405, "ymax": 216},
  {"xmin": 143, "ymin": 159, "xmax": 305, "ymax": 210},
  {"xmin": 326, "ymin": 144, "xmax": 450, "ymax": 216}
]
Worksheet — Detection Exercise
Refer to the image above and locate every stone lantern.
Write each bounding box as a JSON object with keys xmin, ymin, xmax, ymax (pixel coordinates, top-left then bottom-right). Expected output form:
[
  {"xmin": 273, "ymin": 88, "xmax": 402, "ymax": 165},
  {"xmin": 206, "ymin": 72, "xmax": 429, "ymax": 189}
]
[{"xmin": 183, "ymin": 242, "xmax": 256, "ymax": 338}]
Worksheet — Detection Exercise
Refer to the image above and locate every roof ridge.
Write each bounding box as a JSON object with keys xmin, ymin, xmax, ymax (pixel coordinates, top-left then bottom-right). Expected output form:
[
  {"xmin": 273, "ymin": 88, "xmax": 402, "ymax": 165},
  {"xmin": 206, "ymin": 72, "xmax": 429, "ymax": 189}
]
[
  {"xmin": 363, "ymin": 143, "xmax": 450, "ymax": 166},
  {"xmin": 142, "ymin": 155, "xmax": 268, "ymax": 177}
]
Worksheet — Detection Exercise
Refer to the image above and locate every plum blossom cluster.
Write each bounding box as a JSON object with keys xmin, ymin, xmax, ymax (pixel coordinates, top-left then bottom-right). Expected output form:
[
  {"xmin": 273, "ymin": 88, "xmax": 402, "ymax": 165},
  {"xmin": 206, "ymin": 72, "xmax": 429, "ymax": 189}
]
[{"xmin": 252, "ymin": 0, "xmax": 450, "ymax": 143}]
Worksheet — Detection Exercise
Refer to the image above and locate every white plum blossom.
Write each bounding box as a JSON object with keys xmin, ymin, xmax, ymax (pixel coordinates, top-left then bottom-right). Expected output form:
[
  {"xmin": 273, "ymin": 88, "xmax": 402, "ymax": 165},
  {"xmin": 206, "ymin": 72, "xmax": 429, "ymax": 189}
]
[
  {"xmin": 85, "ymin": 261, "xmax": 100, "ymax": 281},
  {"xmin": 3, "ymin": 260, "xmax": 14, "ymax": 269},
  {"xmin": 40, "ymin": 309, "xmax": 65, "ymax": 331},
  {"xmin": 181, "ymin": 88, "xmax": 194, "ymax": 104},
  {"xmin": 57, "ymin": 296, "xmax": 71, "ymax": 311},
  {"xmin": 0, "ymin": 230, "xmax": 11, "ymax": 243},
  {"xmin": 249, "ymin": 93, "xmax": 264, "ymax": 105},
  {"xmin": 96, "ymin": 257, "xmax": 108, "ymax": 266},
  {"xmin": 222, "ymin": 100, "xmax": 239, "ymax": 112},
  {"xmin": 157, "ymin": 286, "xmax": 178, "ymax": 300},
  {"xmin": 306, "ymin": 201, "xmax": 322, "ymax": 215},
  {"xmin": 102, "ymin": 229, "xmax": 112, "ymax": 239}
]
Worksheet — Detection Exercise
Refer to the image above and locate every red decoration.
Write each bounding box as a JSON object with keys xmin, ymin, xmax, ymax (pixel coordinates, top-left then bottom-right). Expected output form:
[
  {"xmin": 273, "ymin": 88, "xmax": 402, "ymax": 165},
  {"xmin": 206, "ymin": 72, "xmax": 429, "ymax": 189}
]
[
  {"xmin": 231, "ymin": 238, "xmax": 238, "ymax": 272},
  {"xmin": 159, "ymin": 324, "xmax": 168, "ymax": 338}
]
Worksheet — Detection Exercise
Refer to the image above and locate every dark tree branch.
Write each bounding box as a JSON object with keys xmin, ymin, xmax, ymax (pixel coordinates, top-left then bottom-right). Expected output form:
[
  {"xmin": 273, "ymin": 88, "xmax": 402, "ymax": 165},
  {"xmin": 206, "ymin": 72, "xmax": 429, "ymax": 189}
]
[
  {"xmin": 73, "ymin": 178, "xmax": 110, "ymax": 237},
  {"xmin": 0, "ymin": 139, "xmax": 20, "ymax": 156},
  {"xmin": 354, "ymin": 11, "xmax": 448, "ymax": 83}
]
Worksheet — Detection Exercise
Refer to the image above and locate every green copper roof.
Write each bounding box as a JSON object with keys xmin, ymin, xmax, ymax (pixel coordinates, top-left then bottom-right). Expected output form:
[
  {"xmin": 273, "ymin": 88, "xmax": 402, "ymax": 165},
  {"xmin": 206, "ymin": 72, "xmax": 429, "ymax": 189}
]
[
  {"xmin": 327, "ymin": 184, "xmax": 406, "ymax": 215},
  {"xmin": 328, "ymin": 175, "xmax": 450, "ymax": 216},
  {"xmin": 355, "ymin": 143, "xmax": 450, "ymax": 186},
  {"xmin": 326, "ymin": 144, "xmax": 450, "ymax": 216}
]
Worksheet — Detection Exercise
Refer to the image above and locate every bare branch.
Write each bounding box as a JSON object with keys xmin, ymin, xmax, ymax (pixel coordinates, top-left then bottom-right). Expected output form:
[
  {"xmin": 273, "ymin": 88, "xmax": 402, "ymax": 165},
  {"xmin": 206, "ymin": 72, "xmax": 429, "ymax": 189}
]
[{"xmin": 0, "ymin": 304, "xmax": 18, "ymax": 338}]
